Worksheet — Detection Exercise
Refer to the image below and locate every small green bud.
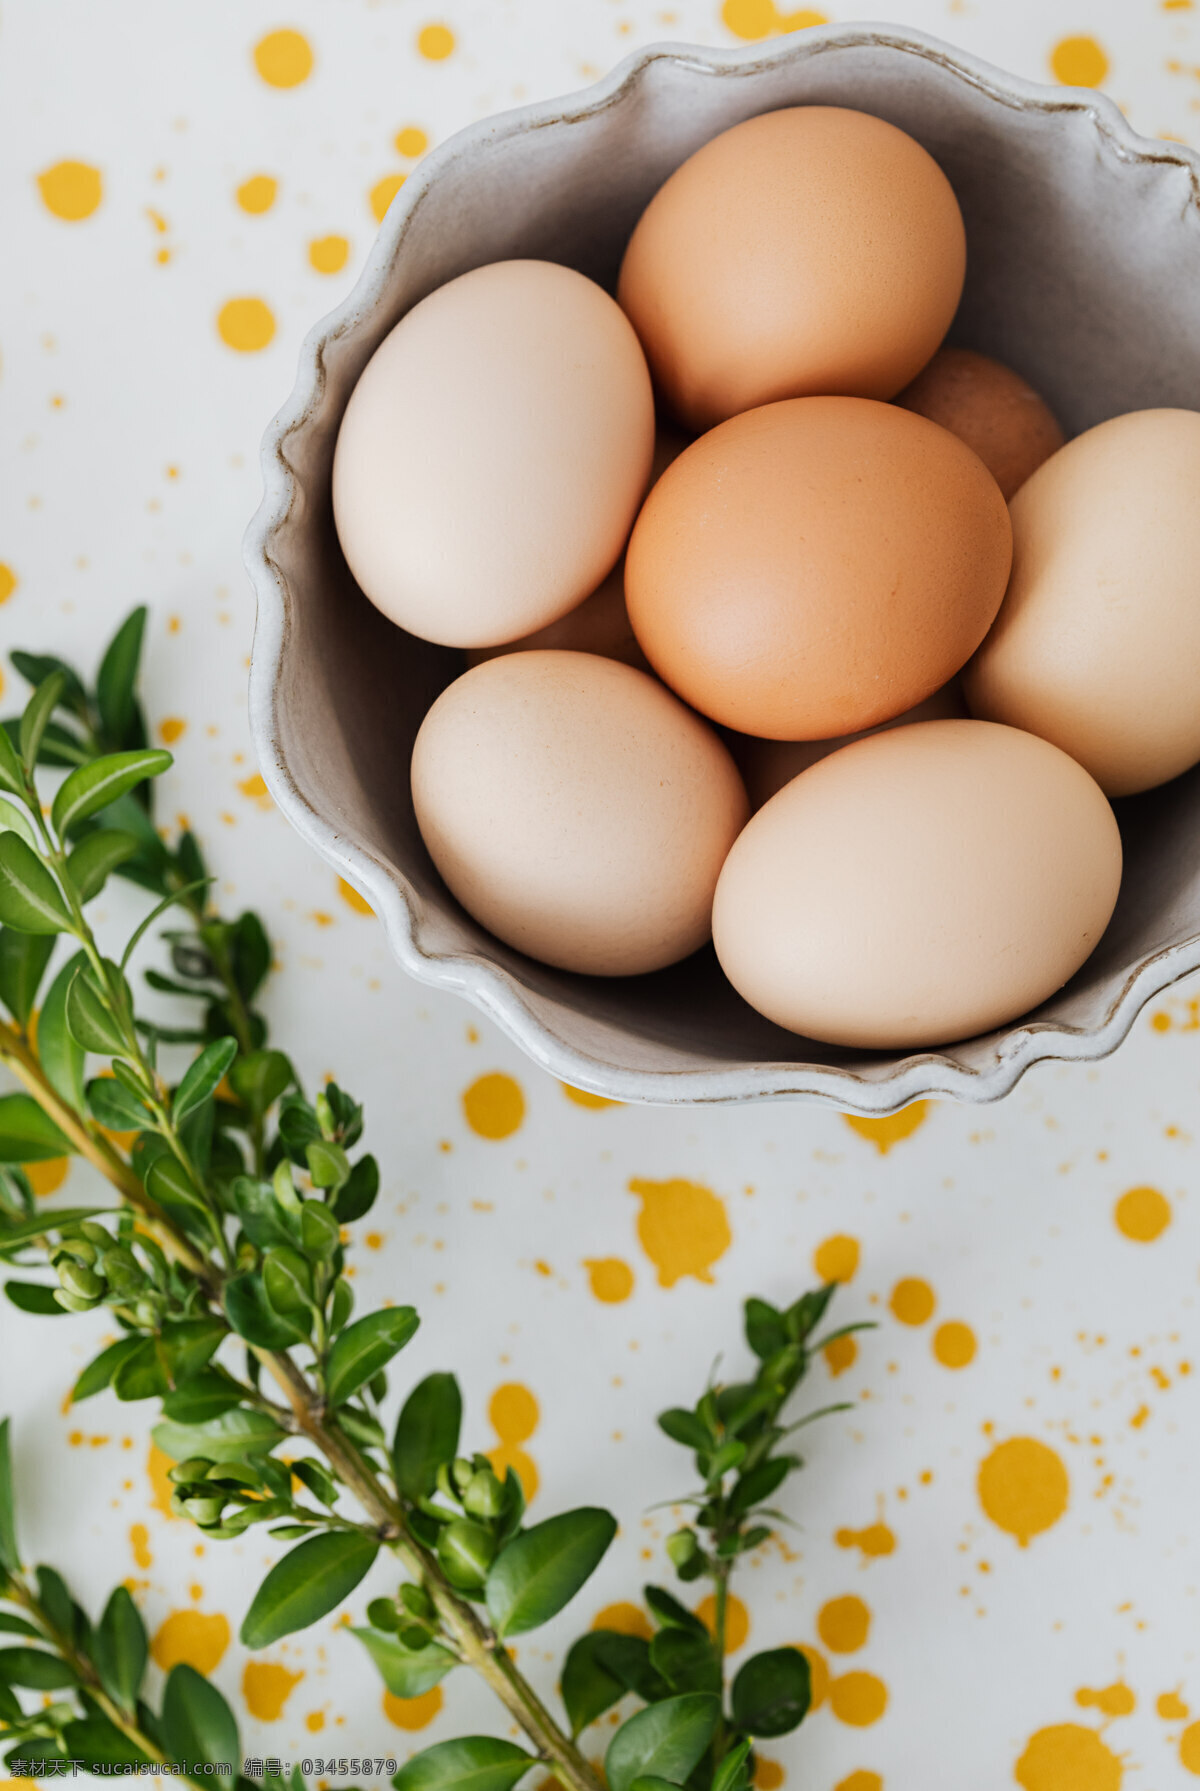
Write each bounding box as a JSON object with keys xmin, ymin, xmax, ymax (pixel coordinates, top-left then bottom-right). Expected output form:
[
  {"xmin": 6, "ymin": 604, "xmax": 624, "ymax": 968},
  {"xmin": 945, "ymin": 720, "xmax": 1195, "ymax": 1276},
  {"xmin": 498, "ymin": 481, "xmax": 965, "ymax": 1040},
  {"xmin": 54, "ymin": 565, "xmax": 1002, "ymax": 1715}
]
[
  {"xmin": 463, "ymin": 1468, "xmax": 504, "ymax": 1521},
  {"xmin": 134, "ymin": 1295, "xmax": 164, "ymax": 1329},
  {"xmin": 451, "ymin": 1457, "xmax": 474, "ymax": 1497},
  {"xmin": 315, "ymin": 1090, "xmax": 336, "ymax": 1140},
  {"xmin": 54, "ymin": 1288, "xmax": 99, "ymax": 1313},
  {"xmin": 78, "ymin": 1221, "xmax": 112, "ymax": 1248},
  {"xmin": 437, "ymin": 1518, "xmax": 497, "ymax": 1591},
  {"xmin": 57, "ymin": 1259, "xmax": 104, "ymax": 1302},
  {"xmin": 274, "ymin": 1158, "xmax": 302, "ymax": 1216},
  {"xmin": 399, "ymin": 1625, "xmax": 432, "ymax": 1652},
  {"xmin": 366, "ymin": 1598, "xmax": 400, "ymax": 1632},
  {"xmin": 667, "ymin": 1527, "xmax": 699, "ymax": 1570},
  {"xmin": 181, "ymin": 1494, "xmax": 226, "ymax": 1527},
  {"xmin": 168, "ymin": 1457, "xmax": 215, "ymax": 1485},
  {"xmin": 399, "ymin": 1583, "xmax": 435, "ymax": 1622},
  {"xmin": 68, "ymin": 1239, "xmax": 98, "ymax": 1266},
  {"xmin": 101, "ymin": 1247, "xmax": 142, "ymax": 1292}
]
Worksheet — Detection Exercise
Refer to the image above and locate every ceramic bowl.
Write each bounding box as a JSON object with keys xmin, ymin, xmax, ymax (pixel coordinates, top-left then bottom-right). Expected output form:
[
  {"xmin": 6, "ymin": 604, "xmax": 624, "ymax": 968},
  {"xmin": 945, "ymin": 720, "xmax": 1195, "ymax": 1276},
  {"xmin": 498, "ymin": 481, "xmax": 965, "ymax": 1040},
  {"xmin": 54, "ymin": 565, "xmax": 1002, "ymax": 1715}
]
[{"xmin": 245, "ymin": 23, "xmax": 1200, "ymax": 1113}]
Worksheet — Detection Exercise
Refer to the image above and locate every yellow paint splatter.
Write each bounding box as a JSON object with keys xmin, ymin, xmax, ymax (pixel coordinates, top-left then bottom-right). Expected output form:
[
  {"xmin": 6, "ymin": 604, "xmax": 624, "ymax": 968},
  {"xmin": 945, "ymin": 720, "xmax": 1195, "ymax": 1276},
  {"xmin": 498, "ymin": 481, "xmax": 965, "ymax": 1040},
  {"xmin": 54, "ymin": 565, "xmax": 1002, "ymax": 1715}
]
[
  {"xmin": 237, "ymin": 772, "xmax": 273, "ymax": 808},
  {"xmin": 834, "ymin": 1777, "xmax": 882, "ymax": 1791},
  {"xmin": 337, "ymin": 878, "xmax": 374, "ymax": 916},
  {"xmin": 236, "ymin": 175, "xmax": 278, "ymax": 215},
  {"xmin": 753, "ymin": 1762, "xmax": 784, "ymax": 1789},
  {"xmin": 829, "ymin": 1672, "xmax": 888, "ymax": 1728},
  {"xmin": 1076, "ymin": 1682, "xmax": 1135, "ymax": 1717},
  {"xmin": 147, "ymin": 1441, "xmax": 180, "ymax": 1519},
  {"xmin": 835, "ymin": 1523, "xmax": 896, "ymax": 1560},
  {"xmin": 796, "ymin": 1644, "xmax": 829, "ymax": 1709},
  {"xmin": 37, "ymin": 161, "xmax": 103, "ymax": 221},
  {"xmin": 628, "ymin": 1177, "xmax": 731, "ymax": 1288},
  {"xmin": 1158, "ymin": 1691, "xmax": 1190, "ymax": 1720},
  {"xmin": 151, "ymin": 1609, "xmax": 230, "ymax": 1675},
  {"xmin": 1181, "ymin": 1721, "xmax": 1200, "ymax": 1772},
  {"xmin": 720, "ymin": 0, "xmax": 828, "ymax": 38},
  {"xmin": 488, "ymin": 1381, "xmax": 539, "ymax": 1501},
  {"xmin": 561, "ymin": 1082, "xmax": 621, "ymax": 1109},
  {"xmin": 129, "ymin": 1523, "xmax": 152, "ymax": 1570},
  {"xmin": 977, "ymin": 1437, "xmax": 1069, "ymax": 1546},
  {"xmin": 1050, "ymin": 35, "xmax": 1110, "ymax": 87},
  {"xmin": 253, "ymin": 29, "xmax": 314, "ymax": 88},
  {"xmin": 417, "ymin": 23, "xmax": 456, "ymax": 59},
  {"xmin": 842, "ymin": 1102, "xmax": 930, "ymax": 1154},
  {"xmin": 814, "ymin": 1234, "xmax": 859, "ymax": 1285},
  {"xmin": 889, "ymin": 1278, "xmax": 935, "ymax": 1326},
  {"xmin": 593, "ymin": 1602, "xmax": 652, "ymax": 1640},
  {"xmin": 817, "ymin": 1595, "xmax": 870, "ymax": 1654},
  {"xmin": 395, "ymin": 127, "xmax": 429, "ymax": 157},
  {"xmin": 1015, "ymin": 1724, "xmax": 1123, "ymax": 1790},
  {"xmin": 1114, "ymin": 1186, "xmax": 1171, "ymax": 1242},
  {"xmin": 583, "ymin": 1258, "xmax": 634, "ymax": 1303},
  {"xmin": 243, "ymin": 1661, "xmax": 304, "ymax": 1721},
  {"xmin": 370, "ymin": 175, "xmax": 407, "ymax": 223},
  {"xmin": 825, "ymin": 1334, "xmax": 858, "ymax": 1377},
  {"xmin": 159, "ymin": 717, "xmax": 187, "ymax": 745},
  {"xmin": 0, "ymin": 565, "xmax": 16, "ymax": 605},
  {"xmin": 933, "ymin": 1321, "xmax": 976, "ymax": 1369},
  {"xmin": 309, "ymin": 234, "xmax": 349, "ymax": 274},
  {"xmin": 26, "ymin": 1157, "xmax": 69, "ymax": 1197},
  {"xmin": 383, "ymin": 1686, "xmax": 444, "ymax": 1730},
  {"xmin": 463, "ymin": 1072, "xmax": 525, "ymax": 1140},
  {"xmin": 696, "ymin": 1591, "xmax": 749, "ymax": 1653},
  {"xmin": 305, "ymin": 1711, "xmax": 325, "ymax": 1733},
  {"xmin": 217, "ymin": 300, "xmax": 276, "ymax": 353}
]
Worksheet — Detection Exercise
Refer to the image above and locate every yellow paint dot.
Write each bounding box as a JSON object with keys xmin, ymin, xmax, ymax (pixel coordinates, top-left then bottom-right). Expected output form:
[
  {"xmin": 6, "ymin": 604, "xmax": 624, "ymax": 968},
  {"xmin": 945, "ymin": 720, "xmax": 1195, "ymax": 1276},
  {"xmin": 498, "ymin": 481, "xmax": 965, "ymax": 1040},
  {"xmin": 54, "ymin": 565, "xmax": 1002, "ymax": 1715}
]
[
  {"xmin": 1114, "ymin": 1185, "xmax": 1171, "ymax": 1242},
  {"xmin": 238, "ymin": 772, "xmax": 273, "ymax": 809},
  {"xmin": 395, "ymin": 127, "xmax": 430, "ymax": 158},
  {"xmin": 593, "ymin": 1602, "xmax": 652, "ymax": 1639},
  {"xmin": 835, "ymin": 1777, "xmax": 882, "ymax": 1791},
  {"xmin": 843, "ymin": 1101, "xmax": 930, "ymax": 1154},
  {"xmin": 489, "ymin": 1382, "xmax": 538, "ymax": 1442},
  {"xmin": 151, "ymin": 1610, "xmax": 230, "ymax": 1675},
  {"xmin": 159, "ymin": 717, "xmax": 187, "ymax": 745},
  {"xmin": 417, "ymin": 23, "xmax": 455, "ymax": 59},
  {"xmin": 583, "ymin": 1257, "xmax": 634, "ymax": 1303},
  {"xmin": 26, "ymin": 1157, "xmax": 69, "ymax": 1197},
  {"xmin": 305, "ymin": 1711, "xmax": 325, "ymax": 1734},
  {"xmin": 795, "ymin": 1644, "xmax": 829, "ymax": 1709},
  {"xmin": 696, "ymin": 1591, "xmax": 749, "ymax": 1654},
  {"xmin": 463, "ymin": 1071, "xmax": 525, "ymax": 1140},
  {"xmin": 814, "ymin": 1233, "xmax": 859, "ymax": 1284},
  {"xmin": 1075, "ymin": 1682, "xmax": 1135, "ymax": 1717},
  {"xmin": 338, "ymin": 878, "xmax": 375, "ymax": 916},
  {"xmin": 236, "ymin": 175, "xmax": 278, "ymax": 215},
  {"xmin": 489, "ymin": 1442, "xmax": 539, "ymax": 1502},
  {"xmin": 721, "ymin": 0, "xmax": 777, "ymax": 35},
  {"xmin": 217, "ymin": 298, "xmax": 276, "ymax": 353},
  {"xmin": 1159, "ymin": 1692, "xmax": 1190, "ymax": 1721},
  {"xmin": 1181, "ymin": 1721, "xmax": 1200, "ymax": 1773},
  {"xmin": 829, "ymin": 1672, "xmax": 888, "ymax": 1728},
  {"xmin": 628, "ymin": 1176, "xmax": 732, "ymax": 1288},
  {"xmin": 37, "ymin": 160, "xmax": 103, "ymax": 221},
  {"xmin": 147, "ymin": 1441, "xmax": 180, "ymax": 1519},
  {"xmin": 370, "ymin": 174, "xmax": 407, "ymax": 223},
  {"xmin": 1050, "ymin": 35, "xmax": 1110, "ymax": 87},
  {"xmin": 1151, "ymin": 1010, "xmax": 1172, "ymax": 1032},
  {"xmin": 825, "ymin": 1334, "xmax": 858, "ymax": 1377},
  {"xmin": 129, "ymin": 1523, "xmax": 152, "ymax": 1570},
  {"xmin": 778, "ymin": 8, "xmax": 829, "ymax": 27},
  {"xmin": 753, "ymin": 1762, "xmax": 785, "ymax": 1789},
  {"xmin": 932, "ymin": 1321, "xmax": 977, "ymax": 1369},
  {"xmin": 1015, "ymin": 1724, "xmax": 1123, "ymax": 1791},
  {"xmin": 0, "ymin": 565, "xmax": 17, "ymax": 604},
  {"xmin": 889, "ymin": 1277, "xmax": 935, "ymax": 1326},
  {"xmin": 977, "ymin": 1437, "xmax": 1069, "ymax": 1546},
  {"xmin": 309, "ymin": 234, "xmax": 349, "ymax": 274},
  {"xmin": 561, "ymin": 1082, "xmax": 621, "ymax": 1109},
  {"xmin": 243, "ymin": 1661, "xmax": 304, "ymax": 1721},
  {"xmin": 817, "ymin": 1595, "xmax": 871, "ymax": 1655},
  {"xmin": 383, "ymin": 1686, "xmax": 443, "ymax": 1730},
  {"xmin": 253, "ymin": 29, "xmax": 314, "ymax": 88},
  {"xmin": 835, "ymin": 1523, "xmax": 896, "ymax": 1560}
]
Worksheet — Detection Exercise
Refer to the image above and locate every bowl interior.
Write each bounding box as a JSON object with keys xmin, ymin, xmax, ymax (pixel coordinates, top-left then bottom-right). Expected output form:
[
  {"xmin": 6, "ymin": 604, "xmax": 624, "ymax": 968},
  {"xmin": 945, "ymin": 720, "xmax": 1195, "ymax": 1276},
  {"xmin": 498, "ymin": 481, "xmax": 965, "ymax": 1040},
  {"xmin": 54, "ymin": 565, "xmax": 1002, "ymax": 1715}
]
[{"xmin": 255, "ymin": 29, "xmax": 1200, "ymax": 1104}]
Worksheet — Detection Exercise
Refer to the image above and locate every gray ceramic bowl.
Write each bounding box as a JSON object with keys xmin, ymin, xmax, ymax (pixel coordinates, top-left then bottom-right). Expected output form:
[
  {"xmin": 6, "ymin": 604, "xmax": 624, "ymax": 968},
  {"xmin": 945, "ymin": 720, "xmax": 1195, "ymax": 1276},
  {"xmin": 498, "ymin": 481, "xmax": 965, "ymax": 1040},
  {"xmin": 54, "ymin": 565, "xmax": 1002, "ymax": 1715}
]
[{"xmin": 245, "ymin": 22, "xmax": 1200, "ymax": 1113}]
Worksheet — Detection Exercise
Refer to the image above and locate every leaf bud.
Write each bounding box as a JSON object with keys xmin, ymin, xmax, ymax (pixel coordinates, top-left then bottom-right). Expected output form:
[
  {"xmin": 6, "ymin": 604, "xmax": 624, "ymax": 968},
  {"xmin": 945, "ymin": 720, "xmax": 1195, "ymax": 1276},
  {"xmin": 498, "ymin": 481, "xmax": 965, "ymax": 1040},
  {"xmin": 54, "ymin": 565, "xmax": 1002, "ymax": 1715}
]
[
  {"xmin": 168, "ymin": 1457, "xmax": 215, "ymax": 1485},
  {"xmin": 134, "ymin": 1295, "xmax": 165, "ymax": 1329},
  {"xmin": 274, "ymin": 1158, "xmax": 302, "ymax": 1216},
  {"xmin": 68, "ymin": 1238, "xmax": 98, "ymax": 1266},
  {"xmin": 451, "ymin": 1457, "xmax": 474, "ymax": 1497},
  {"xmin": 399, "ymin": 1625, "xmax": 431, "ymax": 1652},
  {"xmin": 315, "ymin": 1090, "xmax": 336, "ymax": 1140},
  {"xmin": 101, "ymin": 1246, "xmax": 142, "ymax": 1291},
  {"xmin": 78, "ymin": 1222, "xmax": 112, "ymax": 1249},
  {"xmin": 366, "ymin": 1598, "xmax": 400, "ymax": 1633},
  {"xmin": 57, "ymin": 1258, "xmax": 104, "ymax": 1302},
  {"xmin": 667, "ymin": 1527, "xmax": 700, "ymax": 1570},
  {"xmin": 399, "ymin": 1583, "xmax": 435, "ymax": 1622},
  {"xmin": 463, "ymin": 1468, "xmax": 505, "ymax": 1521},
  {"xmin": 435, "ymin": 1462, "xmax": 458, "ymax": 1504},
  {"xmin": 436, "ymin": 1518, "xmax": 497, "ymax": 1591},
  {"xmin": 54, "ymin": 1288, "xmax": 100, "ymax": 1313},
  {"xmin": 180, "ymin": 1493, "xmax": 227, "ymax": 1527}
]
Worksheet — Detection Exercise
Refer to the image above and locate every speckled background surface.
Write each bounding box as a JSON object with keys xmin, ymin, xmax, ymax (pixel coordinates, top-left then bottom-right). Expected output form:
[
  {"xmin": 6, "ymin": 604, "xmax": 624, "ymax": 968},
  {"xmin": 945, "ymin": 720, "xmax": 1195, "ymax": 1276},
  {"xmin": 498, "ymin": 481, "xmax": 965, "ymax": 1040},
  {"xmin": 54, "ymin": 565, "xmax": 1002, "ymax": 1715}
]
[{"xmin": 1, "ymin": 3, "xmax": 1199, "ymax": 1787}]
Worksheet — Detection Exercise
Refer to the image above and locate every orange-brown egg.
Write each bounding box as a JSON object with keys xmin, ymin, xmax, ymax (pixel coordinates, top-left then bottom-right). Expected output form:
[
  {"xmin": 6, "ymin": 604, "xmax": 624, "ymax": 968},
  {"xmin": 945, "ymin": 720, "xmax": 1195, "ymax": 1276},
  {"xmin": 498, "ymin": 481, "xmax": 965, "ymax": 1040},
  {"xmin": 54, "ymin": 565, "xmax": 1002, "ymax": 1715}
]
[
  {"xmin": 617, "ymin": 106, "xmax": 966, "ymax": 430},
  {"xmin": 895, "ymin": 347, "xmax": 1066, "ymax": 500},
  {"xmin": 624, "ymin": 397, "xmax": 1012, "ymax": 741}
]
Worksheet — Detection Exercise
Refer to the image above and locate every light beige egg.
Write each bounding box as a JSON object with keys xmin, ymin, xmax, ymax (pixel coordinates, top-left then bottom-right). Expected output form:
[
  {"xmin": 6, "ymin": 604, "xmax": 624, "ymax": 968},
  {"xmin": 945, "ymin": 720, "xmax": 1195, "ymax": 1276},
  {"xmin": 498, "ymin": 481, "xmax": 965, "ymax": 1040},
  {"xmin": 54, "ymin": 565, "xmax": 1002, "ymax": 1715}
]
[
  {"xmin": 712, "ymin": 720, "xmax": 1122, "ymax": 1048},
  {"xmin": 333, "ymin": 259, "xmax": 655, "ymax": 648},
  {"xmin": 964, "ymin": 409, "xmax": 1200, "ymax": 796},
  {"xmin": 412, "ymin": 651, "xmax": 749, "ymax": 976}
]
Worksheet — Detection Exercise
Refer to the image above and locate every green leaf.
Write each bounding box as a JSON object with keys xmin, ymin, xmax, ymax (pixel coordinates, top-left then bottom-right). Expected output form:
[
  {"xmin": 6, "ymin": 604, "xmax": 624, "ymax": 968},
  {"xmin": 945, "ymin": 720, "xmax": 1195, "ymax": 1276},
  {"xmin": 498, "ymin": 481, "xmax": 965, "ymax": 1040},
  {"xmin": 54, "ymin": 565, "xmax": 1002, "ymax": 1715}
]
[
  {"xmin": 0, "ymin": 795, "xmax": 40, "ymax": 851},
  {"xmin": 152, "ymin": 1406, "xmax": 285, "ymax": 1465},
  {"xmin": 111, "ymin": 1339, "xmax": 169, "ymax": 1403},
  {"xmin": 628, "ymin": 1779, "xmax": 684, "ymax": 1791},
  {"xmin": 262, "ymin": 1246, "xmax": 313, "ymax": 1321},
  {"xmin": 0, "ymin": 929, "xmax": 54, "ymax": 1026},
  {"xmin": 0, "ymin": 1645, "xmax": 78, "ymax": 1689},
  {"xmin": 37, "ymin": 951, "xmax": 86, "ymax": 1111},
  {"xmin": 72, "ymin": 1335, "xmax": 147, "ymax": 1402},
  {"xmin": 224, "ymin": 1270, "xmax": 306, "ymax": 1347},
  {"xmin": 120, "ymin": 878, "xmax": 211, "ymax": 974},
  {"xmin": 592, "ymin": 1632, "xmax": 666, "ymax": 1703},
  {"xmin": 391, "ymin": 1737, "xmax": 535, "ymax": 1791},
  {"xmin": 306, "ymin": 1139, "xmax": 349, "ymax": 1192},
  {"xmin": 62, "ymin": 1713, "xmax": 154, "ymax": 1771},
  {"xmin": 485, "ymin": 1508, "xmax": 617, "ymax": 1638},
  {"xmin": 94, "ymin": 1586, "xmax": 148, "ymax": 1712},
  {"xmin": 729, "ymin": 1458, "xmax": 792, "ymax": 1519},
  {"xmin": 711, "ymin": 1739, "xmax": 752, "ymax": 1791},
  {"xmin": 0, "ymin": 1418, "xmax": 18, "ymax": 1573},
  {"xmin": 161, "ymin": 1661, "xmax": 239, "ymax": 1791},
  {"xmin": 326, "ymin": 1308, "xmax": 419, "ymax": 1407},
  {"xmin": 96, "ymin": 608, "xmax": 147, "ymax": 748},
  {"xmin": 393, "ymin": 1373, "xmax": 462, "ymax": 1500},
  {"xmin": 161, "ymin": 1372, "xmax": 242, "ymax": 1424},
  {"xmin": 0, "ymin": 1205, "xmax": 101, "ymax": 1248},
  {"xmin": 86, "ymin": 1075, "xmax": 150, "ymax": 1132},
  {"xmin": 0, "ymin": 725, "xmax": 27, "ymax": 800},
  {"xmin": 240, "ymin": 1530, "xmax": 379, "ymax": 1649},
  {"xmin": 52, "ymin": 751, "xmax": 172, "ymax": 838},
  {"xmin": 34, "ymin": 1564, "xmax": 75, "ymax": 1638},
  {"xmin": 66, "ymin": 829, "xmax": 141, "ymax": 903},
  {"xmin": 561, "ymin": 1631, "xmax": 626, "ymax": 1736},
  {"xmin": 643, "ymin": 1587, "xmax": 708, "ymax": 1637},
  {"xmin": 4, "ymin": 1280, "xmax": 67, "ymax": 1315},
  {"xmin": 158, "ymin": 1315, "xmax": 229, "ymax": 1381},
  {"xmin": 19, "ymin": 672, "xmax": 67, "ymax": 770},
  {"xmin": 173, "ymin": 1036, "xmax": 238, "ymax": 1126},
  {"xmin": 11, "ymin": 650, "xmax": 88, "ymax": 713},
  {"xmin": 0, "ymin": 834, "xmax": 72, "ymax": 935},
  {"xmin": 300, "ymin": 1200, "xmax": 341, "ymax": 1262},
  {"xmin": 0, "ymin": 1092, "xmax": 74, "ymax": 1163},
  {"xmin": 334, "ymin": 1153, "xmax": 379, "ymax": 1223},
  {"xmin": 350, "ymin": 1626, "xmax": 456, "ymax": 1699},
  {"xmin": 0, "ymin": 1613, "xmax": 40, "ymax": 1637},
  {"xmin": 730, "ymin": 1647, "xmax": 811, "ymax": 1738},
  {"xmin": 649, "ymin": 1628, "xmax": 721, "ymax": 1696},
  {"xmin": 657, "ymin": 1409, "xmax": 711, "ymax": 1452},
  {"xmin": 145, "ymin": 1152, "xmax": 210, "ymax": 1227},
  {"xmin": 744, "ymin": 1298, "xmax": 787, "ymax": 1361},
  {"xmin": 230, "ymin": 1177, "xmax": 299, "ymax": 1252},
  {"xmin": 604, "ymin": 1695, "xmax": 720, "ymax": 1791},
  {"xmin": 227, "ymin": 1049, "xmax": 292, "ymax": 1117},
  {"xmin": 65, "ymin": 960, "xmax": 130, "ymax": 1055}
]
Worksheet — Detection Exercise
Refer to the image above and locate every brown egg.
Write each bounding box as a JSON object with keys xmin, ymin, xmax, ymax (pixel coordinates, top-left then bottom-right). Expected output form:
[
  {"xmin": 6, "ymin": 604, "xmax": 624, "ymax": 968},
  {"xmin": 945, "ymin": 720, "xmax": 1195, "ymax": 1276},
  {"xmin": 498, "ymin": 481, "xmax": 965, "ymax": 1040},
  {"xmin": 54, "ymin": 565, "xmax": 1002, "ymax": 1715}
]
[
  {"xmin": 617, "ymin": 106, "xmax": 966, "ymax": 431},
  {"xmin": 896, "ymin": 348, "xmax": 1066, "ymax": 500},
  {"xmin": 625, "ymin": 397, "xmax": 1012, "ymax": 741}
]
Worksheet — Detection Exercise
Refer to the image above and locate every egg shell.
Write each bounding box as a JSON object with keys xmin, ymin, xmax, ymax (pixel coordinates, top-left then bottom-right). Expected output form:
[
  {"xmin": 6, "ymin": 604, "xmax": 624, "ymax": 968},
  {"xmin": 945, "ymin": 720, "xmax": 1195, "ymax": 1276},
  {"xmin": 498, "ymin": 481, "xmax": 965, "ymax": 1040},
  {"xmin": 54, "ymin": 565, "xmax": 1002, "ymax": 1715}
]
[
  {"xmin": 617, "ymin": 105, "xmax": 966, "ymax": 430},
  {"xmin": 964, "ymin": 408, "xmax": 1200, "ymax": 797},
  {"xmin": 896, "ymin": 347, "xmax": 1066, "ymax": 500},
  {"xmin": 729, "ymin": 681, "xmax": 967, "ymax": 811},
  {"xmin": 712, "ymin": 719, "xmax": 1122, "ymax": 1049},
  {"xmin": 332, "ymin": 259, "xmax": 656, "ymax": 648},
  {"xmin": 625, "ymin": 396, "xmax": 1012, "ymax": 740},
  {"xmin": 411, "ymin": 650, "xmax": 749, "ymax": 976}
]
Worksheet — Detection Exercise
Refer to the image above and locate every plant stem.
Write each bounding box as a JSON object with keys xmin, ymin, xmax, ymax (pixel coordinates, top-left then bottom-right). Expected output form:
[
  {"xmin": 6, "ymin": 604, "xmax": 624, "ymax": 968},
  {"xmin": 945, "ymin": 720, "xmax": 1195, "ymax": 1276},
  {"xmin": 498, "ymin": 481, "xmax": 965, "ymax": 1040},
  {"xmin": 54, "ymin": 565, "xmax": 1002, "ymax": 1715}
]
[{"xmin": 711, "ymin": 1556, "xmax": 731, "ymax": 1765}]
